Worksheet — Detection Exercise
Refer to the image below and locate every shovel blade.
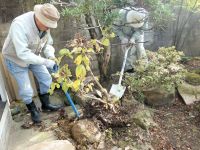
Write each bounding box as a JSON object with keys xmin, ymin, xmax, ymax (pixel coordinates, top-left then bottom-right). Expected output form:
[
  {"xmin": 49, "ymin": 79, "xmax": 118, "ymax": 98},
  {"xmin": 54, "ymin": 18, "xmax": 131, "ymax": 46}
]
[{"xmin": 109, "ymin": 84, "xmax": 126, "ymax": 99}]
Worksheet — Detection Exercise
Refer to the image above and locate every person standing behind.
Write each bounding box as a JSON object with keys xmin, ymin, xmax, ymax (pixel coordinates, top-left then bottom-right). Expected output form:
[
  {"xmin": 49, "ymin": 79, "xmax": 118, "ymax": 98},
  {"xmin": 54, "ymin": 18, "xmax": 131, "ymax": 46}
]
[
  {"xmin": 113, "ymin": 7, "xmax": 149, "ymax": 73},
  {"xmin": 2, "ymin": 3, "xmax": 61, "ymax": 123}
]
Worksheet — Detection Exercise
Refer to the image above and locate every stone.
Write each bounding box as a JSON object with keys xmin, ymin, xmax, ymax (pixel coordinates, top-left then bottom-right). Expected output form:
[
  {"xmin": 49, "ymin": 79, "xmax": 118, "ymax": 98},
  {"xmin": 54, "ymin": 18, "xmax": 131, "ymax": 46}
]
[
  {"xmin": 27, "ymin": 140, "xmax": 75, "ymax": 150},
  {"xmin": 49, "ymin": 91, "xmax": 65, "ymax": 106},
  {"xmin": 73, "ymin": 93, "xmax": 92, "ymax": 106},
  {"xmin": 29, "ymin": 131, "xmax": 57, "ymax": 143},
  {"xmin": 132, "ymin": 109, "xmax": 157, "ymax": 130},
  {"xmin": 71, "ymin": 119, "xmax": 102, "ymax": 144},
  {"xmin": 143, "ymin": 87, "xmax": 175, "ymax": 107},
  {"xmin": 111, "ymin": 146, "xmax": 122, "ymax": 150},
  {"xmin": 132, "ymin": 142, "xmax": 155, "ymax": 150},
  {"xmin": 178, "ymin": 81, "xmax": 200, "ymax": 105},
  {"xmin": 64, "ymin": 105, "xmax": 83, "ymax": 119},
  {"xmin": 185, "ymin": 72, "xmax": 200, "ymax": 86}
]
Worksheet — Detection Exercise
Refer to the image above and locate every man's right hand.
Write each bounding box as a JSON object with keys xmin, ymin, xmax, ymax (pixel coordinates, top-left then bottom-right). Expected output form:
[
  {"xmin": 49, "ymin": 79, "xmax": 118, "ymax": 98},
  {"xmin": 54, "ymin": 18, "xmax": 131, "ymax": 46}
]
[
  {"xmin": 43, "ymin": 59, "xmax": 56, "ymax": 69},
  {"xmin": 121, "ymin": 38, "xmax": 129, "ymax": 44}
]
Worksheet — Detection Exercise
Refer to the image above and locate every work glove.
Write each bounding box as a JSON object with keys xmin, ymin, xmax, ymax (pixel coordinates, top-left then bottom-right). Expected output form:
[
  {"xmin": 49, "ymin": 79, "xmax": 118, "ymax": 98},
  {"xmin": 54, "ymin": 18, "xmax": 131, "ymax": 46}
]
[
  {"xmin": 52, "ymin": 63, "xmax": 59, "ymax": 73},
  {"xmin": 129, "ymin": 37, "xmax": 135, "ymax": 44},
  {"xmin": 121, "ymin": 37, "xmax": 129, "ymax": 44},
  {"xmin": 43, "ymin": 59, "xmax": 59, "ymax": 73},
  {"xmin": 43, "ymin": 59, "xmax": 55, "ymax": 69}
]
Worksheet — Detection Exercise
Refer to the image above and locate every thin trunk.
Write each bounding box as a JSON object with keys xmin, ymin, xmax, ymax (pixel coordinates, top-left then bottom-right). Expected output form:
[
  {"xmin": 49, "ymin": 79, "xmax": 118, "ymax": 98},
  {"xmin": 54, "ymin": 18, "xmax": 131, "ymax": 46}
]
[
  {"xmin": 173, "ymin": 0, "xmax": 184, "ymax": 46},
  {"xmin": 85, "ymin": 14, "xmax": 111, "ymax": 82},
  {"xmin": 176, "ymin": 0, "xmax": 198, "ymax": 49}
]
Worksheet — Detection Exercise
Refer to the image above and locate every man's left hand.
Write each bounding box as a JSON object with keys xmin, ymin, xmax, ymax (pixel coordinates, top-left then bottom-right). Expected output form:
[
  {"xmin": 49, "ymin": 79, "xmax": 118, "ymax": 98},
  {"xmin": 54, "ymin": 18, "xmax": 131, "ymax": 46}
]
[{"xmin": 52, "ymin": 63, "xmax": 59, "ymax": 73}]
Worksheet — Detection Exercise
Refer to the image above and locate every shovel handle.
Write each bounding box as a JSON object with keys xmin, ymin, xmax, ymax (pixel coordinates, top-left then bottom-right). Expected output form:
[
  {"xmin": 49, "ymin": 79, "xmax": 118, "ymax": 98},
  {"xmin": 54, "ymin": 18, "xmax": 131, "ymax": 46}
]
[{"xmin": 118, "ymin": 46, "xmax": 132, "ymax": 85}]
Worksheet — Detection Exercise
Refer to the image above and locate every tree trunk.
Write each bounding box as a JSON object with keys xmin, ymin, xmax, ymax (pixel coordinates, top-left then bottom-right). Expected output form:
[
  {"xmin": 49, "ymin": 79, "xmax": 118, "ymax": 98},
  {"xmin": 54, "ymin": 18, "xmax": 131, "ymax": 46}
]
[{"xmin": 85, "ymin": 14, "xmax": 111, "ymax": 82}]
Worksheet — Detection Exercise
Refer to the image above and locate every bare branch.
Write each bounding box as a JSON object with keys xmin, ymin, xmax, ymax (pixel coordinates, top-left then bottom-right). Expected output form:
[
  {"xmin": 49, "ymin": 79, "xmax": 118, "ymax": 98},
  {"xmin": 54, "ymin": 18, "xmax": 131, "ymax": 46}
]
[
  {"xmin": 77, "ymin": 25, "xmax": 102, "ymax": 30},
  {"xmin": 111, "ymin": 41, "xmax": 149, "ymax": 46},
  {"xmin": 50, "ymin": 0, "xmax": 77, "ymax": 7}
]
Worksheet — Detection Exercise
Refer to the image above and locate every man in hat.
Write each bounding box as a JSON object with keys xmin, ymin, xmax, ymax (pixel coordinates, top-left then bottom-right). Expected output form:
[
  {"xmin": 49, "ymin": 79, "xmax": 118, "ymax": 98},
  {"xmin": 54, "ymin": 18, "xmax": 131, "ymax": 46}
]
[
  {"xmin": 113, "ymin": 7, "xmax": 149, "ymax": 73},
  {"xmin": 2, "ymin": 3, "xmax": 61, "ymax": 123}
]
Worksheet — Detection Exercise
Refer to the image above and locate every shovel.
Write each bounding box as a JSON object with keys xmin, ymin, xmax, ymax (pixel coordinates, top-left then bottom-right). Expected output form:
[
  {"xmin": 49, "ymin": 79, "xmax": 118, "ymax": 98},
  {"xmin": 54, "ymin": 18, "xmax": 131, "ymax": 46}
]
[{"xmin": 109, "ymin": 45, "xmax": 132, "ymax": 99}]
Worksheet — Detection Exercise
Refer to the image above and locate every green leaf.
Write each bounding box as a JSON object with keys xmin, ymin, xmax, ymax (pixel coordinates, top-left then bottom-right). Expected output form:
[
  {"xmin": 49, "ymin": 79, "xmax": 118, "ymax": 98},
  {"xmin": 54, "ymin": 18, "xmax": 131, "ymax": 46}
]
[
  {"xmin": 73, "ymin": 79, "xmax": 81, "ymax": 91},
  {"xmin": 87, "ymin": 48, "xmax": 94, "ymax": 53},
  {"xmin": 110, "ymin": 32, "xmax": 115, "ymax": 38},
  {"xmin": 71, "ymin": 47, "xmax": 82, "ymax": 54},
  {"xmin": 62, "ymin": 81, "xmax": 69, "ymax": 93},
  {"xmin": 74, "ymin": 55, "xmax": 83, "ymax": 65},
  {"xmin": 57, "ymin": 77, "xmax": 63, "ymax": 84},
  {"xmin": 83, "ymin": 56, "xmax": 90, "ymax": 67},
  {"xmin": 102, "ymin": 38, "xmax": 110, "ymax": 46},
  {"xmin": 59, "ymin": 48, "xmax": 70, "ymax": 56},
  {"xmin": 55, "ymin": 83, "xmax": 60, "ymax": 88},
  {"xmin": 48, "ymin": 82, "xmax": 56, "ymax": 95},
  {"xmin": 76, "ymin": 64, "xmax": 86, "ymax": 79}
]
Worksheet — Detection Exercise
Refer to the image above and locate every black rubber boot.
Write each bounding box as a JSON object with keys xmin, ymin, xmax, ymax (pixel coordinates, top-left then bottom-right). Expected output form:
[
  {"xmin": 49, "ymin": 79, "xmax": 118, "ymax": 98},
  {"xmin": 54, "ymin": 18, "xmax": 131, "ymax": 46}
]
[
  {"xmin": 26, "ymin": 101, "xmax": 41, "ymax": 123},
  {"xmin": 39, "ymin": 93, "xmax": 61, "ymax": 111},
  {"xmin": 125, "ymin": 68, "xmax": 135, "ymax": 73}
]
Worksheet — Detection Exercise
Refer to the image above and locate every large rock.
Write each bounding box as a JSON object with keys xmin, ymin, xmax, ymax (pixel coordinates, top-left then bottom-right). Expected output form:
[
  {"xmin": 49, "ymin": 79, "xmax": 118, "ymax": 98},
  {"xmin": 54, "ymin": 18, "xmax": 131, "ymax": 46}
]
[
  {"xmin": 27, "ymin": 140, "xmax": 75, "ymax": 150},
  {"xmin": 132, "ymin": 109, "xmax": 157, "ymax": 130},
  {"xmin": 185, "ymin": 72, "xmax": 200, "ymax": 86},
  {"xmin": 71, "ymin": 119, "xmax": 102, "ymax": 144},
  {"xmin": 143, "ymin": 87, "xmax": 175, "ymax": 107},
  {"xmin": 178, "ymin": 81, "xmax": 200, "ymax": 105}
]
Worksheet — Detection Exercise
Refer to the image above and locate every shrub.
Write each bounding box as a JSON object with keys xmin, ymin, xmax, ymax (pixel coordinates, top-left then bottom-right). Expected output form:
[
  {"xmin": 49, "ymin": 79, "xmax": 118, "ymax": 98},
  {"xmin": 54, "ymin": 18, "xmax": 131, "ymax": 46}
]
[{"xmin": 125, "ymin": 46, "xmax": 187, "ymax": 92}]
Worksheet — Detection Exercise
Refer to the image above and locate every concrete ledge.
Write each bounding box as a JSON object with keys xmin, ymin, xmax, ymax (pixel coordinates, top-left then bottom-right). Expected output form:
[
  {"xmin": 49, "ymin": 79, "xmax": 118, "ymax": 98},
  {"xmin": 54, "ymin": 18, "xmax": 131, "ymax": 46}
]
[{"xmin": 0, "ymin": 102, "xmax": 12, "ymax": 150}]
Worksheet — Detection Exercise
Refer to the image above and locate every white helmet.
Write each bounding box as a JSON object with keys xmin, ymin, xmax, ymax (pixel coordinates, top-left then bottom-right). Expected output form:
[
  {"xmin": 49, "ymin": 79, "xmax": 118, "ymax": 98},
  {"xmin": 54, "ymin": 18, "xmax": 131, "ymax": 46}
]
[{"xmin": 125, "ymin": 7, "xmax": 148, "ymax": 28}]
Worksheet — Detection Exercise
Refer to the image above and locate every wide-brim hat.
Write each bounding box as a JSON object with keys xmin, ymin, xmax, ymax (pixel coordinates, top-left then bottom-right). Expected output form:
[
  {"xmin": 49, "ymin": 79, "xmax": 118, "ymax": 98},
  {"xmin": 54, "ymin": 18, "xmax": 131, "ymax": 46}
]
[
  {"xmin": 34, "ymin": 3, "xmax": 60, "ymax": 28},
  {"xmin": 126, "ymin": 8, "xmax": 147, "ymax": 28}
]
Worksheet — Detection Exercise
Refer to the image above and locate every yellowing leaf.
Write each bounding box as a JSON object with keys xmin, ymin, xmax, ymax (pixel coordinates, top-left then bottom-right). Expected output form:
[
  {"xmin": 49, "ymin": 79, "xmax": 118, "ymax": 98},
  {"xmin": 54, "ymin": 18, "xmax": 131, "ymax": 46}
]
[
  {"xmin": 74, "ymin": 55, "xmax": 83, "ymax": 65},
  {"xmin": 102, "ymin": 38, "xmax": 110, "ymax": 46},
  {"xmin": 95, "ymin": 43, "xmax": 101, "ymax": 52},
  {"xmin": 87, "ymin": 48, "xmax": 94, "ymax": 53},
  {"xmin": 57, "ymin": 77, "xmax": 63, "ymax": 84},
  {"xmin": 91, "ymin": 39, "xmax": 97, "ymax": 45},
  {"xmin": 48, "ymin": 89, "xmax": 54, "ymax": 95},
  {"xmin": 76, "ymin": 64, "xmax": 86, "ymax": 79},
  {"xmin": 88, "ymin": 83, "xmax": 93, "ymax": 91},
  {"xmin": 48, "ymin": 82, "xmax": 56, "ymax": 95},
  {"xmin": 59, "ymin": 48, "xmax": 70, "ymax": 56},
  {"xmin": 73, "ymin": 80, "xmax": 81, "ymax": 91},
  {"xmin": 85, "ymin": 88, "xmax": 90, "ymax": 93},
  {"xmin": 110, "ymin": 32, "xmax": 115, "ymax": 38},
  {"xmin": 62, "ymin": 81, "xmax": 69, "ymax": 93},
  {"xmin": 55, "ymin": 83, "xmax": 60, "ymax": 88},
  {"xmin": 83, "ymin": 56, "xmax": 90, "ymax": 67},
  {"xmin": 86, "ymin": 65, "xmax": 90, "ymax": 71},
  {"xmin": 71, "ymin": 47, "xmax": 80, "ymax": 54}
]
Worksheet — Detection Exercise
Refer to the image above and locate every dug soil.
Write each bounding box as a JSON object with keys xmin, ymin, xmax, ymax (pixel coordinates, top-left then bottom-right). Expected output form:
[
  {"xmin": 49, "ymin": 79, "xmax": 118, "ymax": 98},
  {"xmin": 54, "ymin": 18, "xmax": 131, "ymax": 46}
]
[{"xmin": 54, "ymin": 92, "xmax": 200, "ymax": 150}]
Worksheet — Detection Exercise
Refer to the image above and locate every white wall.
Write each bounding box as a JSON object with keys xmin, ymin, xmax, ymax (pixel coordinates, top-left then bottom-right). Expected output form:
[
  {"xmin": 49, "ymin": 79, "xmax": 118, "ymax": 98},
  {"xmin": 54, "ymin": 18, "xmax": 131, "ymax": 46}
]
[{"xmin": 0, "ymin": 63, "xmax": 12, "ymax": 150}]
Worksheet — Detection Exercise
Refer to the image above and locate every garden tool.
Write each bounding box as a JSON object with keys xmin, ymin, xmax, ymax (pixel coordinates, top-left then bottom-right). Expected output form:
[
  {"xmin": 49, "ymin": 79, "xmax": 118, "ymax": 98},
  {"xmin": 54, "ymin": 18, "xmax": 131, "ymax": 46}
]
[
  {"xmin": 64, "ymin": 91, "xmax": 80, "ymax": 118},
  {"xmin": 109, "ymin": 45, "xmax": 133, "ymax": 99},
  {"xmin": 58, "ymin": 83, "xmax": 80, "ymax": 118},
  {"xmin": 51, "ymin": 72, "xmax": 80, "ymax": 118}
]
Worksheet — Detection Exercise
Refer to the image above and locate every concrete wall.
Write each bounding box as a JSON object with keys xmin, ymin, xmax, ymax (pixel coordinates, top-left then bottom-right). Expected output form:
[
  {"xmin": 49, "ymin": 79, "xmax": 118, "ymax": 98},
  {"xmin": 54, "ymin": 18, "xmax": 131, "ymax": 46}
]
[{"xmin": 0, "ymin": 58, "xmax": 12, "ymax": 150}]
